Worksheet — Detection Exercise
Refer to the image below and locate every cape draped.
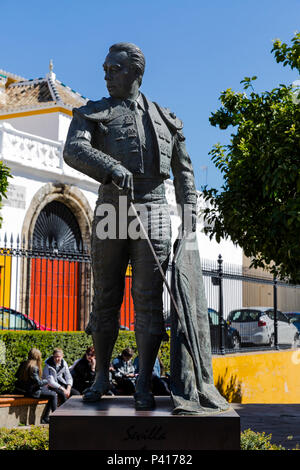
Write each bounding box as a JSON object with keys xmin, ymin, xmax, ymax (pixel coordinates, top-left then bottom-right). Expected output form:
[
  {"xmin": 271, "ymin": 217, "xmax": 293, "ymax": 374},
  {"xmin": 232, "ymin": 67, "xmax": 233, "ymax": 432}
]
[{"xmin": 170, "ymin": 231, "xmax": 229, "ymax": 414}]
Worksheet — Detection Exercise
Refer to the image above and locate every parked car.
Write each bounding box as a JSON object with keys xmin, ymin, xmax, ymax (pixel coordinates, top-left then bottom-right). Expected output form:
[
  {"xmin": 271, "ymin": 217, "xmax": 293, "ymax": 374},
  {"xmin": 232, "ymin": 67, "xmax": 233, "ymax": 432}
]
[
  {"xmin": 0, "ymin": 307, "xmax": 56, "ymax": 331},
  {"xmin": 208, "ymin": 308, "xmax": 241, "ymax": 350},
  {"xmin": 164, "ymin": 308, "xmax": 241, "ymax": 350},
  {"xmin": 0, "ymin": 307, "xmax": 37, "ymax": 330},
  {"xmin": 227, "ymin": 307, "xmax": 300, "ymax": 348},
  {"xmin": 284, "ymin": 312, "xmax": 300, "ymax": 334},
  {"xmin": 119, "ymin": 325, "xmax": 130, "ymax": 331}
]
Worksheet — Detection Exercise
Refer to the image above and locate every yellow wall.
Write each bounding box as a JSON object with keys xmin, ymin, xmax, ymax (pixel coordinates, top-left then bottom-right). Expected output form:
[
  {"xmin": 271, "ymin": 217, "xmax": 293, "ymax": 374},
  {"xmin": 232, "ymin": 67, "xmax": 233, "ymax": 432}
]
[
  {"xmin": 0, "ymin": 254, "xmax": 11, "ymax": 308},
  {"xmin": 212, "ymin": 349, "xmax": 300, "ymax": 404}
]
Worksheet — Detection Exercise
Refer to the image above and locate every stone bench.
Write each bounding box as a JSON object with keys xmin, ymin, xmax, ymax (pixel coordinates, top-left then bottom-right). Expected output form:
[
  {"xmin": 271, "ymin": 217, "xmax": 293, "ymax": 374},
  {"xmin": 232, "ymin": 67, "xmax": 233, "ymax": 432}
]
[{"xmin": 0, "ymin": 395, "xmax": 48, "ymax": 428}]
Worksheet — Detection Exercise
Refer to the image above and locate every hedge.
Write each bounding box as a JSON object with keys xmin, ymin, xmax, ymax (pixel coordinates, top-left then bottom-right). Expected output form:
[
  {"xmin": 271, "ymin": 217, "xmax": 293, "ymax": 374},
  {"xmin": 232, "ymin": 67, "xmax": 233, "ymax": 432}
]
[
  {"xmin": 0, "ymin": 426, "xmax": 49, "ymax": 450},
  {"xmin": 0, "ymin": 330, "xmax": 170, "ymax": 394}
]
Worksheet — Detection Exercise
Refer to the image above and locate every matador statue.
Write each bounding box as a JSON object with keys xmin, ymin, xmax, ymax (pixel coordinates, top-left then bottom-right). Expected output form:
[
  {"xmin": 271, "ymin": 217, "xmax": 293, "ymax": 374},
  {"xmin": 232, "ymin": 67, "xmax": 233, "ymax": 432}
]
[{"xmin": 64, "ymin": 42, "xmax": 229, "ymax": 414}]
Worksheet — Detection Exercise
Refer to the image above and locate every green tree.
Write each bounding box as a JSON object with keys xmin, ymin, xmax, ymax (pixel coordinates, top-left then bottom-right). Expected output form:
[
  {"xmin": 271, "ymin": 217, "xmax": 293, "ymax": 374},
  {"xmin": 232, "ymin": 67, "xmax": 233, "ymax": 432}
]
[
  {"xmin": 0, "ymin": 161, "xmax": 11, "ymax": 227},
  {"xmin": 203, "ymin": 33, "xmax": 300, "ymax": 284}
]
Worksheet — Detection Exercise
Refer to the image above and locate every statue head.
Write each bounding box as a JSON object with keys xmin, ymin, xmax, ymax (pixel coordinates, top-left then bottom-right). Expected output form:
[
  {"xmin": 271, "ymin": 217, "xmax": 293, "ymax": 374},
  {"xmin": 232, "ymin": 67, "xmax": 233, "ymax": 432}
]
[{"xmin": 103, "ymin": 42, "xmax": 145, "ymax": 100}]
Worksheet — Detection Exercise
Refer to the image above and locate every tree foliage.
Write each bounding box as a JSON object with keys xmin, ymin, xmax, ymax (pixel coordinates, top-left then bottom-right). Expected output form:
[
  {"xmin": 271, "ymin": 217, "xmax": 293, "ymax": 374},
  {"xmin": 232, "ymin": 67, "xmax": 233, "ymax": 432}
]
[
  {"xmin": 203, "ymin": 33, "xmax": 300, "ymax": 284},
  {"xmin": 0, "ymin": 160, "xmax": 11, "ymax": 227}
]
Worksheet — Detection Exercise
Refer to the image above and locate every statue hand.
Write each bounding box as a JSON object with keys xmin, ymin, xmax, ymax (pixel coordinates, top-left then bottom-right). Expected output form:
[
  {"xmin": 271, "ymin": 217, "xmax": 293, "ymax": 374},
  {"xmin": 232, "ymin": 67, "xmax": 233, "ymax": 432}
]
[{"xmin": 111, "ymin": 164, "xmax": 134, "ymax": 201}]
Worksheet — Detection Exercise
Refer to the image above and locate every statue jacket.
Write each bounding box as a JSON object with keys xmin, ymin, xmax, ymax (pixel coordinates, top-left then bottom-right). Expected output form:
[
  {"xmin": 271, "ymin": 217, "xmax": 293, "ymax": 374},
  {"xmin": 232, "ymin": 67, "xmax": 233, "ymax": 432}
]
[{"xmin": 63, "ymin": 93, "xmax": 196, "ymax": 209}]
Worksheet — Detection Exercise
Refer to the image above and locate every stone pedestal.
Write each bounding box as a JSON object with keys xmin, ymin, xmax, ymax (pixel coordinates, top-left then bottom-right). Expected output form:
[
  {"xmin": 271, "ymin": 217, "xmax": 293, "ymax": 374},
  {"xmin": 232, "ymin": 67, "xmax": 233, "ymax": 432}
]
[{"xmin": 49, "ymin": 396, "xmax": 240, "ymax": 451}]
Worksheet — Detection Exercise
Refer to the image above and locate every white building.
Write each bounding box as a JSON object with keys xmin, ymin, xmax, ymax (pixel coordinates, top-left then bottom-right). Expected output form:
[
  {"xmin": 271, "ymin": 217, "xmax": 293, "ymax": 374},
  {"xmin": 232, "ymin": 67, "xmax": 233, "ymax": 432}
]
[{"xmin": 0, "ymin": 65, "xmax": 243, "ymax": 329}]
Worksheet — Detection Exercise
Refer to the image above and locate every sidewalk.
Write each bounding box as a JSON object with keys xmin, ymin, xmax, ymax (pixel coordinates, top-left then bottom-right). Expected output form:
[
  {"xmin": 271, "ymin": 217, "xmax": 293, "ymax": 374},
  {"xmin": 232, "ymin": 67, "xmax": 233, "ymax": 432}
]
[{"xmin": 232, "ymin": 403, "xmax": 300, "ymax": 449}]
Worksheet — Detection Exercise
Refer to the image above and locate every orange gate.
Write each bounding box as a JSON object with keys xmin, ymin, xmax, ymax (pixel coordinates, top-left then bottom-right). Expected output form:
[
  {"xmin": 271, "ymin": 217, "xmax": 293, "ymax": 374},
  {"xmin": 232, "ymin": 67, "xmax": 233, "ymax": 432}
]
[
  {"xmin": 30, "ymin": 258, "xmax": 80, "ymax": 331},
  {"xmin": 120, "ymin": 274, "xmax": 135, "ymax": 331}
]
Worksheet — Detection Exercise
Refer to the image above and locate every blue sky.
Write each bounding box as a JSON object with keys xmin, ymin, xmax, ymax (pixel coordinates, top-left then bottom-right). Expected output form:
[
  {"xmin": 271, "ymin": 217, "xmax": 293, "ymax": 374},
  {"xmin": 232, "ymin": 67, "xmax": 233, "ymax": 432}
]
[{"xmin": 1, "ymin": 0, "xmax": 299, "ymax": 190}]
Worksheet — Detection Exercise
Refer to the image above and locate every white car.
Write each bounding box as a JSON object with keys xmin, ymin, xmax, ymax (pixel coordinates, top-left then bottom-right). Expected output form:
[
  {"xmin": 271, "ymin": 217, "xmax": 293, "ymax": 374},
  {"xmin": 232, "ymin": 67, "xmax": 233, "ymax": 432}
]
[{"xmin": 227, "ymin": 307, "xmax": 300, "ymax": 348}]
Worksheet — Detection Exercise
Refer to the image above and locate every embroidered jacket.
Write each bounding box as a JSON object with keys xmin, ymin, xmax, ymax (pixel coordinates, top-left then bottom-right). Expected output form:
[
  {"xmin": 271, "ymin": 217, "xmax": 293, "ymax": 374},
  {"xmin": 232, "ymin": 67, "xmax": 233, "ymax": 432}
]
[{"xmin": 63, "ymin": 93, "xmax": 196, "ymax": 209}]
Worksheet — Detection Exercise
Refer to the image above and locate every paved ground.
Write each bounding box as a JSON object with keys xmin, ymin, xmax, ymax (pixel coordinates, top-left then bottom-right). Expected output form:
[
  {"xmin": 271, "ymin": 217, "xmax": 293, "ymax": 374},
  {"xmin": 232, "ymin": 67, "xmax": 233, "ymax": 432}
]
[{"xmin": 232, "ymin": 403, "xmax": 300, "ymax": 449}]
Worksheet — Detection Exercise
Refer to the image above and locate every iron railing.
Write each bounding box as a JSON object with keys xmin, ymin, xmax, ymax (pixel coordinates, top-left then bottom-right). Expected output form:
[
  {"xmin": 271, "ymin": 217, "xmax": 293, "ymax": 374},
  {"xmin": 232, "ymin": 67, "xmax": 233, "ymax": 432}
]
[{"xmin": 0, "ymin": 234, "xmax": 91, "ymax": 333}]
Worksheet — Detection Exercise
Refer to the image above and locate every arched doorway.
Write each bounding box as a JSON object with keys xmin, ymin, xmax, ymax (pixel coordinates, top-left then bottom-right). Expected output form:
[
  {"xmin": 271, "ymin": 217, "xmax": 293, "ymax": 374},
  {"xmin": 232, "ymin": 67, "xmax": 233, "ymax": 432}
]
[
  {"xmin": 29, "ymin": 201, "xmax": 85, "ymax": 331},
  {"xmin": 32, "ymin": 201, "xmax": 82, "ymax": 251},
  {"xmin": 20, "ymin": 183, "xmax": 93, "ymax": 331}
]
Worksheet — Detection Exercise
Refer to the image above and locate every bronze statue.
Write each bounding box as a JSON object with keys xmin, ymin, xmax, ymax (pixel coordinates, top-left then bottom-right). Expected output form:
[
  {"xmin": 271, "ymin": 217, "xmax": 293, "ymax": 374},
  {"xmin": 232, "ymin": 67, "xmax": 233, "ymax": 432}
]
[{"xmin": 64, "ymin": 42, "xmax": 228, "ymax": 414}]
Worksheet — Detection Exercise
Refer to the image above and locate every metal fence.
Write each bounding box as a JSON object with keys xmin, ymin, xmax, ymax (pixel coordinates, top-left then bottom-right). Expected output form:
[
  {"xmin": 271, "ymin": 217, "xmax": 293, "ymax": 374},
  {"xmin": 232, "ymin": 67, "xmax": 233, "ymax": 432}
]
[
  {"xmin": 1, "ymin": 234, "xmax": 300, "ymax": 355},
  {"xmin": 0, "ymin": 234, "xmax": 91, "ymax": 333}
]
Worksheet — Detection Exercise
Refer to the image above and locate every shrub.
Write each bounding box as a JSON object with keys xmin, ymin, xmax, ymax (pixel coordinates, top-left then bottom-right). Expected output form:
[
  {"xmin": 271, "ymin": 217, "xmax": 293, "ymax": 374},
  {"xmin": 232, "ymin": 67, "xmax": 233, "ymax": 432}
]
[
  {"xmin": 240, "ymin": 429, "xmax": 286, "ymax": 450},
  {"xmin": 0, "ymin": 426, "xmax": 49, "ymax": 450},
  {"xmin": 0, "ymin": 330, "xmax": 170, "ymax": 394}
]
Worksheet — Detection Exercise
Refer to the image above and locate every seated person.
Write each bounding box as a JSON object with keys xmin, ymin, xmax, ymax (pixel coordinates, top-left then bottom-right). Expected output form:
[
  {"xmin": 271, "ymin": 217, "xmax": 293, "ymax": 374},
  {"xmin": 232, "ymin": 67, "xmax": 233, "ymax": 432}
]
[
  {"xmin": 112, "ymin": 348, "xmax": 136, "ymax": 395},
  {"xmin": 134, "ymin": 355, "xmax": 170, "ymax": 396},
  {"xmin": 70, "ymin": 346, "xmax": 96, "ymax": 394},
  {"xmin": 42, "ymin": 348, "xmax": 80, "ymax": 403},
  {"xmin": 15, "ymin": 348, "xmax": 57, "ymax": 424},
  {"xmin": 108, "ymin": 363, "xmax": 118, "ymax": 396}
]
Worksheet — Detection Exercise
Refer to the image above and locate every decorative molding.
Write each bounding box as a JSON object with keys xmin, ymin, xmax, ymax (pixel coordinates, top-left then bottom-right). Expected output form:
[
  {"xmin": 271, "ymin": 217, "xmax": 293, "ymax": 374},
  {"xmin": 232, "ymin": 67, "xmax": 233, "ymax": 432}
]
[
  {"xmin": 47, "ymin": 77, "xmax": 63, "ymax": 104},
  {"xmin": 0, "ymin": 69, "xmax": 27, "ymax": 83},
  {"xmin": 7, "ymin": 78, "xmax": 45, "ymax": 88},
  {"xmin": 0, "ymin": 103, "xmax": 74, "ymax": 117},
  {"xmin": 0, "ymin": 122, "xmax": 97, "ymax": 188}
]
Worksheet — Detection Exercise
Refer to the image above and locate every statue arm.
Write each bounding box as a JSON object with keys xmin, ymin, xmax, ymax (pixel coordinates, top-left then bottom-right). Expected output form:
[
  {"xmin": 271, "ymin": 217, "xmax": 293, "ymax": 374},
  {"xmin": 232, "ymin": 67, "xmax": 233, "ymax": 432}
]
[
  {"xmin": 171, "ymin": 132, "xmax": 197, "ymax": 231},
  {"xmin": 153, "ymin": 101, "xmax": 197, "ymax": 225},
  {"xmin": 63, "ymin": 111, "xmax": 121, "ymax": 185}
]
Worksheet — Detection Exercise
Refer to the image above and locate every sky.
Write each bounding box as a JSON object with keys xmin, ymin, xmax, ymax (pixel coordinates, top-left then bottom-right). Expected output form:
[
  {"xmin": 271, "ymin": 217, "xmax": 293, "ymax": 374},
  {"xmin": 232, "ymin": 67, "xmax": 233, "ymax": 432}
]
[{"xmin": 1, "ymin": 0, "xmax": 299, "ymax": 191}]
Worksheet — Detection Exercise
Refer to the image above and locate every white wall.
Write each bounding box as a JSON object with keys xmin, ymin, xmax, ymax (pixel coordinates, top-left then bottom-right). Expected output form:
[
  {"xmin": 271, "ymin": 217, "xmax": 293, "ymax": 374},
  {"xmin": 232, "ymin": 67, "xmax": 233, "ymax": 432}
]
[
  {"xmin": 197, "ymin": 230, "xmax": 242, "ymax": 266},
  {"xmin": 4, "ymin": 112, "xmax": 61, "ymax": 141},
  {"xmin": 1, "ymin": 174, "xmax": 42, "ymax": 239},
  {"xmin": 58, "ymin": 113, "xmax": 72, "ymax": 142}
]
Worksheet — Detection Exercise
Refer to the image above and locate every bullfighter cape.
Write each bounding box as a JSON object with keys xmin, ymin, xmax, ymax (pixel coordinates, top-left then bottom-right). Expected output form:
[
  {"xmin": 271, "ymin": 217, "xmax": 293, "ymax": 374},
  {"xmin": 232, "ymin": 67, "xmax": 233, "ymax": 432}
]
[{"xmin": 170, "ymin": 231, "xmax": 229, "ymax": 414}]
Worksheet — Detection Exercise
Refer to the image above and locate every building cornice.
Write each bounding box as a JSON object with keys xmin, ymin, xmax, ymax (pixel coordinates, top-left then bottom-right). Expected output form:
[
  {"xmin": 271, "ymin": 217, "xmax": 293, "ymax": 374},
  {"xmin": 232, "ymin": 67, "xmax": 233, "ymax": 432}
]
[
  {"xmin": 0, "ymin": 105, "xmax": 73, "ymax": 119},
  {"xmin": 0, "ymin": 69, "xmax": 27, "ymax": 84}
]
